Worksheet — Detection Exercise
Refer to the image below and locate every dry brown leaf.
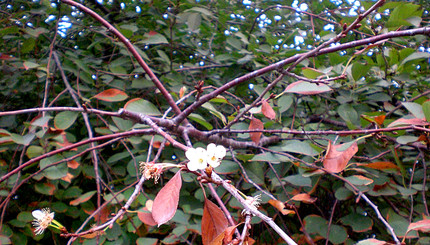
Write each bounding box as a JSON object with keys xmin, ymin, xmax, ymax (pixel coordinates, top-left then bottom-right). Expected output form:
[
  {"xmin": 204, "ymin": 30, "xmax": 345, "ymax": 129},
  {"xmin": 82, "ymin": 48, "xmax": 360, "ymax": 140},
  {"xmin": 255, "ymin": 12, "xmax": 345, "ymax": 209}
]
[
  {"xmin": 323, "ymin": 141, "xmax": 358, "ymax": 173},
  {"xmin": 249, "ymin": 117, "xmax": 263, "ymax": 145},
  {"xmin": 262, "ymin": 100, "xmax": 276, "ymax": 120},
  {"xmin": 290, "ymin": 193, "xmax": 317, "ymax": 204},
  {"xmin": 268, "ymin": 199, "xmax": 295, "ymax": 215},
  {"xmin": 202, "ymin": 198, "xmax": 229, "ymax": 245},
  {"xmin": 152, "ymin": 170, "xmax": 182, "ymax": 226}
]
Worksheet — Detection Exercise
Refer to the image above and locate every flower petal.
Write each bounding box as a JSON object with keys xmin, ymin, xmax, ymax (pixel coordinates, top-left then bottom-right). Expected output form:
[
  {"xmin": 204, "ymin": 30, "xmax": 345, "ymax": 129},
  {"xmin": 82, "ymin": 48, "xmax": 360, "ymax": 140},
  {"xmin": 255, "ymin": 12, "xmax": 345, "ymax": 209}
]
[
  {"xmin": 215, "ymin": 145, "xmax": 226, "ymax": 159},
  {"xmin": 32, "ymin": 210, "xmax": 44, "ymax": 220},
  {"xmin": 185, "ymin": 148, "xmax": 196, "ymax": 161}
]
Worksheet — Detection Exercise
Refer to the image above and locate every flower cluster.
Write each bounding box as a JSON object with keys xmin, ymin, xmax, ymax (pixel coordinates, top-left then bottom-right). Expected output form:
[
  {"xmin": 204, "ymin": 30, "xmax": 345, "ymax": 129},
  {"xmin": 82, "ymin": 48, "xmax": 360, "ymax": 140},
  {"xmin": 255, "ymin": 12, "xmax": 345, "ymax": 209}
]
[
  {"xmin": 32, "ymin": 208, "xmax": 65, "ymax": 235},
  {"xmin": 140, "ymin": 162, "xmax": 163, "ymax": 183},
  {"xmin": 185, "ymin": 143, "xmax": 226, "ymax": 171},
  {"xmin": 139, "ymin": 162, "xmax": 181, "ymax": 183},
  {"xmin": 32, "ymin": 208, "xmax": 55, "ymax": 235},
  {"xmin": 242, "ymin": 194, "xmax": 262, "ymax": 216}
]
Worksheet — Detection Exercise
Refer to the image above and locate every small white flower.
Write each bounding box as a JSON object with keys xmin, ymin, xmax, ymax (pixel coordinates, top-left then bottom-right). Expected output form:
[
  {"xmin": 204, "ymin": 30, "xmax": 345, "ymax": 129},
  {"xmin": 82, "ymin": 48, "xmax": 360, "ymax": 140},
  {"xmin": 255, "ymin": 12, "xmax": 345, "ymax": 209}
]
[
  {"xmin": 185, "ymin": 147, "xmax": 208, "ymax": 171},
  {"xmin": 32, "ymin": 208, "xmax": 55, "ymax": 235},
  {"xmin": 206, "ymin": 143, "xmax": 226, "ymax": 168},
  {"xmin": 242, "ymin": 194, "xmax": 262, "ymax": 215}
]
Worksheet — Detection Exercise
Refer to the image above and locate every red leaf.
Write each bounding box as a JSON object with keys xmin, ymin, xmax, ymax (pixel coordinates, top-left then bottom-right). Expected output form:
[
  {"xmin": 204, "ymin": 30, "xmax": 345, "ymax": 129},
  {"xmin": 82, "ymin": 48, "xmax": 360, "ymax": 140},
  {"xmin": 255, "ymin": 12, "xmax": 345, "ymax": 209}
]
[
  {"xmin": 93, "ymin": 88, "xmax": 128, "ymax": 102},
  {"xmin": 387, "ymin": 118, "xmax": 430, "ymax": 127},
  {"xmin": 290, "ymin": 193, "xmax": 317, "ymax": 204},
  {"xmin": 222, "ymin": 225, "xmax": 239, "ymax": 244},
  {"xmin": 249, "ymin": 117, "xmax": 263, "ymax": 145},
  {"xmin": 201, "ymin": 198, "xmax": 229, "ymax": 245},
  {"xmin": 323, "ymin": 141, "xmax": 358, "ymax": 173},
  {"xmin": 284, "ymin": 81, "xmax": 332, "ymax": 95},
  {"xmin": 138, "ymin": 210, "xmax": 158, "ymax": 226},
  {"xmin": 407, "ymin": 219, "xmax": 430, "ymax": 233},
  {"xmin": 0, "ymin": 53, "xmax": 14, "ymax": 60},
  {"xmin": 151, "ymin": 170, "xmax": 182, "ymax": 226},
  {"xmin": 262, "ymin": 100, "xmax": 276, "ymax": 120},
  {"xmin": 148, "ymin": 30, "xmax": 158, "ymax": 36},
  {"xmin": 67, "ymin": 160, "xmax": 80, "ymax": 169},
  {"xmin": 374, "ymin": 115, "xmax": 386, "ymax": 126}
]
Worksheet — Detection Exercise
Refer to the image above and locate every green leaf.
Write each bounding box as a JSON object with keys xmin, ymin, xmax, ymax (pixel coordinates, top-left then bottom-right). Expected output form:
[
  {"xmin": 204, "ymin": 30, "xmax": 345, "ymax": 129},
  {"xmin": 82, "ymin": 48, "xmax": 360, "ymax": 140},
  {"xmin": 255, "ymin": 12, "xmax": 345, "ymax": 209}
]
[
  {"xmin": 139, "ymin": 33, "xmax": 168, "ymax": 45},
  {"xmin": 202, "ymin": 102, "xmax": 226, "ymax": 125},
  {"xmin": 340, "ymin": 213, "xmax": 373, "ymax": 232},
  {"xmin": 10, "ymin": 133, "xmax": 35, "ymax": 146},
  {"xmin": 26, "ymin": 145, "xmax": 44, "ymax": 159},
  {"xmin": 137, "ymin": 238, "xmax": 158, "ymax": 245},
  {"xmin": 278, "ymin": 94, "xmax": 293, "ymax": 113},
  {"xmin": 54, "ymin": 111, "xmax": 79, "ymax": 130},
  {"xmin": 283, "ymin": 174, "xmax": 311, "ymax": 187},
  {"xmin": 302, "ymin": 67, "xmax": 324, "ymax": 79},
  {"xmin": 284, "ymin": 81, "xmax": 332, "ymax": 95},
  {"xmin": 188, "ymin": 113, "xmax": 213, "ymax": 130},
  {"xmin": 251, "ymin": 152, "xmax": 280, "ymax": 163},
  {"xmin": 70, "ymin": 191, "xmax": 97, "ymax": 206},
  {"xmin": 187, "ymin": 12, "xmax": 201, "ymax": 32},
  {"xmin": 338, "ymin": 104, "xmax": 358, "ymax": 125},
  {"xmin": 23, "ymin": 61, "xmax": 39, "ymax": 69},
  {"xmin": 124, "ymin": 98, "xmax": 161, "ymax": 116},
  {"xmin": 421, "ymin": 101, "xmax": 430, "ymax": 122},
  {"xmin": 40, "ymin": 155, "xmax": 68, "ymax": 180},
  {"xmin": 351, "ymin": 63, "xmax": 370, "ymax": 81},
  {"xmin": 21, "ymin": 38, "xmax": 36, "ymax": 54},
  {"xmin": 280, "ymin": 140, "xmax": 320, "ymax": 156},
  {"xmin": 345, "ymin": 175, "xmax": 373, "ymax": 186},
  {"xmin": 402, "ymin": 102, "xmax": 424, "ymax": 119}
]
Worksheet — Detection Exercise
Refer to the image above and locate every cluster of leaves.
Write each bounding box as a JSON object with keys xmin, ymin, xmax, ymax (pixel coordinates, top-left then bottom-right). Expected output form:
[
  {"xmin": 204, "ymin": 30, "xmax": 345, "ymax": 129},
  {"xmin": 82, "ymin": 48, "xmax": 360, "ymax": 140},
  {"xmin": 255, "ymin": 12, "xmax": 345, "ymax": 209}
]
[{"xmin": 0, "ymin": 0, "xmax": 430, "ymax": 244}]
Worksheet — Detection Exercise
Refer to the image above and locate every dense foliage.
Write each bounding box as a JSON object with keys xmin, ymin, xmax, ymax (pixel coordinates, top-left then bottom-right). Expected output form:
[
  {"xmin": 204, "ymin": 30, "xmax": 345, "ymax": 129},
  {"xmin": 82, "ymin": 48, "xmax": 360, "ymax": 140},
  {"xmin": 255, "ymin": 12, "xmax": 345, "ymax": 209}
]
[{"xmin": 0, "ymin": 0, "xmax": 430, "ymax": 244}]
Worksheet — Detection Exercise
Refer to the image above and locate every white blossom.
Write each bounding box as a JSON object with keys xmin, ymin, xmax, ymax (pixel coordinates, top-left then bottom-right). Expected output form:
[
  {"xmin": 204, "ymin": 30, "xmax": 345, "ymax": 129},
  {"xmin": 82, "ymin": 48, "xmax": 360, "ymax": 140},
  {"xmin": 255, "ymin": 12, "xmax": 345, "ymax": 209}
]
[
  {"xmin": 206, "ymin": 143, "xmax": 226, "ymax": 168},
  {"xmin": 185, "ymin": 147, "xmax": 208, "ymax": 171},
  {"xmin": 32, "ymin": 208, "xmax": 55, "ymax": 235}
]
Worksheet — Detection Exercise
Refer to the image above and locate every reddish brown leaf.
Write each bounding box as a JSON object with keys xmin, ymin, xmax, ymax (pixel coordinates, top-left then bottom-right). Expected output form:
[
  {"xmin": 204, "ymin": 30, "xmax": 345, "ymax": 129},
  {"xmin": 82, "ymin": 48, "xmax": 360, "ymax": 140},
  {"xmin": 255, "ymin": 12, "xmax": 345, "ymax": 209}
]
[
  {"xmin": 387, "ymin": 118, "xmax": 430, "ymax": 127},
  {"xmin": 262, "ymin": 100, "xmax": 276, "ymax": 120},
  {"xmin": 209, "ymin": 232, "xmax": 224, "ymax": 245},
  {"xmin": 0, "ymin": 53, "xmax": 14, "ymax": 60},
  {"xmin": 407, "ymin": 219, "xmax": 430, "ymax": 233},
  {"xmin": 290, "ymin": 193, "xmax": 317, "ymax": 204},
  {"xmin": 93, "ymin": 88, "xmax": 128, "ymax": 102},
  {"xmin": 179, "ymin": 86, "xmax": 186, "ymax": 98},
  {"xmin": 43, "ymin": 182, "xmax": 56, "ymax": 195},
  {"xmin": 61, "ymin": 173, "xmax": 74, "ymax": 183},
  {"xmin": 80, "ymin": 230, "xmax": 106, "ymax": 239},
  {"xmin": 152, "ymin": 170, "xmax": 182, "ymax": 226},
  {"xmin": 268, "ymin": 199, "xmax": 295, "ymax": 215},
  {"xmin": 138, "ymin": 210, "xmax": 158, "ymax": 226},
  {"xmin": 67, "ymin": 160, "xmax": 80, "ymax": 169},
  {"xmin": 249, "ymin": 117, "xmax": 263, "ymax": 145},
  {"xmin": 152, "ymin": 141, "xmax": 170, "ymax": 148},
  {"xmin": 323, "ymin": 141, "xmax": 358, "ymax": 173},
  {"xmin": 374, "ymin": 115, "xmax": 386, "ymax": 126},
  {"xmin": 201, "ymin": 198, "xmax": 229, "ymax": 245},
  {"xmin": 94, "ymin": 205, "xmax": 111, "ymax": 223},
  {"xmin": 223, "ymin": 225, "xmax": 239, "ymax": 244}
]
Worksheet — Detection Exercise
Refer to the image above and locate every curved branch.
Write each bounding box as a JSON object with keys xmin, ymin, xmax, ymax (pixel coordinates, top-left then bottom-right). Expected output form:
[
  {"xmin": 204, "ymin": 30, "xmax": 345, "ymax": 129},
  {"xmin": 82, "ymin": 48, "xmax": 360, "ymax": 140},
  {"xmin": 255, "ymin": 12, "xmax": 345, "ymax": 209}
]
[
  {"xmin": 173, "ymin": 26, "xmax": 430, "ymax": 124},
  {"xmin": 60, "ymin": 0, "xmax": 184, "ymax": 119}
]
